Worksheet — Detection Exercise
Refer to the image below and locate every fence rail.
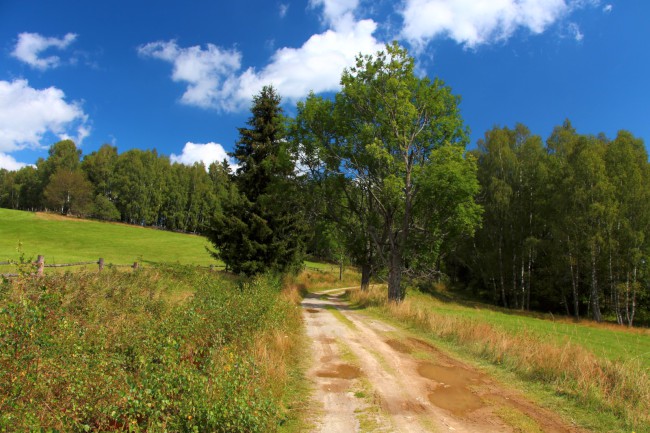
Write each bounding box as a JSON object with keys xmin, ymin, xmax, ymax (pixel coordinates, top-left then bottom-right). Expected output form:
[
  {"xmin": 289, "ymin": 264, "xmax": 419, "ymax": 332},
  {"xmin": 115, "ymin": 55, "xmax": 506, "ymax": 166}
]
[
  {"xmin": 1, "ymin": 256, "xmax": 225, "ymax": 279},
  {"xmin": 1, "ymin": 255, "xmax": 141, "ymax": 279}
]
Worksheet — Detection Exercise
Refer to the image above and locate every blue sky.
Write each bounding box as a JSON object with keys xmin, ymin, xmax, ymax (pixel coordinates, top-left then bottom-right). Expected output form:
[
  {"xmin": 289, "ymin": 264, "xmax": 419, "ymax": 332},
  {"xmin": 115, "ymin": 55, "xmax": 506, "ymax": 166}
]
[{"xmin": 0, "ymin": 0, "xmax": 648, "ymax": 170}]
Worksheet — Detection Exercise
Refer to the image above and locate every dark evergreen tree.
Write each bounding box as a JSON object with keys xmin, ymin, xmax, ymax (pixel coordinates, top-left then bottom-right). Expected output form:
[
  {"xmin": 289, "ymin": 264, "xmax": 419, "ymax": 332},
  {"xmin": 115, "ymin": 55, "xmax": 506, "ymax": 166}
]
[{"xmin": 209, "ymin": 86, "xmax": 307, "ymax": 275}]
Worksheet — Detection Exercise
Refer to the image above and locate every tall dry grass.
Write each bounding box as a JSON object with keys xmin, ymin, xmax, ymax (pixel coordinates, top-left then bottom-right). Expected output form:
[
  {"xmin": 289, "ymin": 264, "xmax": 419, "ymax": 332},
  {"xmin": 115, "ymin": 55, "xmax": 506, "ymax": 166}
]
[{"xmin": 350, "ymin": 286, "xmax": 650, "ymax": 431}]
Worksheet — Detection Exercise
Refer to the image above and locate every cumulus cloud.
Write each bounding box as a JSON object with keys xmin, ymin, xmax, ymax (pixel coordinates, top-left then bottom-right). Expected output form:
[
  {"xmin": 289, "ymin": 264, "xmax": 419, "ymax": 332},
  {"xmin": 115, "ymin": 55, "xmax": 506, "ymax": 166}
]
[
  {"xmin": 310, "ymin": 0, "xmax": 359, "ymax": 29},
  {"xmin": 140, "ymin": 0, "xmax": 382, "ymax": 112},
  {"xmin": 0, "ymin": 153, "xmax": 30, "ymax": 171},
  {"xmin": 138, "ymin": 41, "xmax": 242, "ymax": 109},
  {"xmin": 170, "ymin": 142, "xmax": 236, "ymax": 169},
  {"xmin": 603, "ymin": 4, "xmax": 612, "ymax": 12},
  {"xmin": 400, "ymin": 0, "xmax": 583, "ymax": 49},
  {"xmin": 0, "ymin": 79, "xmax": 90, "ymax": 153},
  {"xmin": 11, "ymin": 32, "xmax": 77, "ymax": 69}
]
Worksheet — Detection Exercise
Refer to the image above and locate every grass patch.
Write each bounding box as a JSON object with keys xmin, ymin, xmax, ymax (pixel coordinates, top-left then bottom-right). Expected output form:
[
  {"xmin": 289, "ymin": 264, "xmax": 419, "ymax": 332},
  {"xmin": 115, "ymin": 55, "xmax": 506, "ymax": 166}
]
[
  {"xmin": 0, "ymin": 208, "xmax": 218, "ymax": 270},
  {"xmin": 350, "ymin": 285, "xmax": 650, "ymax": 433},
  {"xmin": 0, "ymin": 266, "xmax": 302, "ymax": 432}
]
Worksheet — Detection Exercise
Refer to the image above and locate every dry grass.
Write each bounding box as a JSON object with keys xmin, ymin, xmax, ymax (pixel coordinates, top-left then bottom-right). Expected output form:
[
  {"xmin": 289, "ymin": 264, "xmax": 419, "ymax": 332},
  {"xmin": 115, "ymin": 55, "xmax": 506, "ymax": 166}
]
[{"xmin": 350, "ymin": 285, "xmax": 650, "ymax": 431}]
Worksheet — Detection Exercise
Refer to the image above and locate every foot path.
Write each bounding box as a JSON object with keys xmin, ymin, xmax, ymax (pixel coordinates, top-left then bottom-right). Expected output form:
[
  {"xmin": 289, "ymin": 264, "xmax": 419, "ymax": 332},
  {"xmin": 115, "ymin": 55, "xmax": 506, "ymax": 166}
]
[{"xmin": 302, "ymin": 287, "xmax": 586, "ymax": 433}]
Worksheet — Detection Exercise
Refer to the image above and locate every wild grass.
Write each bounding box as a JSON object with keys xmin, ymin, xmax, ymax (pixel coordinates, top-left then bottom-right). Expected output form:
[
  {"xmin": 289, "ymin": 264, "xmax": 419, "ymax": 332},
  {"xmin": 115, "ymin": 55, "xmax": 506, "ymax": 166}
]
[
  {"xmin": 350, "ymin": 285, "xmax": 650, "ymax": 432},
  {"xmin": 291, "ymin": 267, "xmax": 361, "ymax": 292},
  {"xmin": 0, "ymin": 266, "xmax": 302, "ymax": 432}
]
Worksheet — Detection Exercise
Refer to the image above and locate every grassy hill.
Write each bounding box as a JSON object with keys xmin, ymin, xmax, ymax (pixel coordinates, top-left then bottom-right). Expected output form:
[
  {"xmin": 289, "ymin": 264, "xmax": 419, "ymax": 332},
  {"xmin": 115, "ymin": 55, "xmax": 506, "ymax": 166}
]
[{"xmin": 0, "ymin": 208, "xmax": 216, "ymax": 269}]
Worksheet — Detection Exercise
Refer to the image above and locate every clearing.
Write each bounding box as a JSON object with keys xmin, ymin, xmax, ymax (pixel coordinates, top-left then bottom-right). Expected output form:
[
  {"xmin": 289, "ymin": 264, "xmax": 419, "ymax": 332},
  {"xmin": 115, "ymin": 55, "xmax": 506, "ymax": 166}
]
[{"xmin": 302, "ymin": 287, "xmax": 585, "ymax": 433}]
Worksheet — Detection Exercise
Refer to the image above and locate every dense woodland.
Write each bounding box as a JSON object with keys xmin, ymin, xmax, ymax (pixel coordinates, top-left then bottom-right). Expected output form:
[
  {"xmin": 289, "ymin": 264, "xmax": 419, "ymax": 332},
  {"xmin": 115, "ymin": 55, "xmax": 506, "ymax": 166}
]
[{"xmin": 1, "ymin": 43, "xmax": 648, "ymax": 325}]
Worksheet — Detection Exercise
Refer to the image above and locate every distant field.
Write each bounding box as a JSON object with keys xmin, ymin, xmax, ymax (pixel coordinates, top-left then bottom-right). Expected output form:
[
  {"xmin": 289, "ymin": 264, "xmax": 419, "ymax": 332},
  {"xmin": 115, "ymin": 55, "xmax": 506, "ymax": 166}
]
[{"xmin": 0, "ymin": 208, "xmax": 216, "ymax": 268}]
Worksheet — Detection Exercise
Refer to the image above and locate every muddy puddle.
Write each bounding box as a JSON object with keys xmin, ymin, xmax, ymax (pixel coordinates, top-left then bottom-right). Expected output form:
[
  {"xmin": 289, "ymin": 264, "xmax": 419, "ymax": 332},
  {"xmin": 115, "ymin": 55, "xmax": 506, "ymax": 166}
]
[
  {"xmin": 418, "ymin": 362, "xmax": 485, "ymax": 416},
  {"xmin": 316, "ymin": 363, "xmax": 362, "ymax": 380},
  {"xmin": 385, "ymin": 339, "xmax": 412, "ymax": 353},
  {"xmin": 306, "ymin": 308, "xmax": 320, "ymax": 313}
]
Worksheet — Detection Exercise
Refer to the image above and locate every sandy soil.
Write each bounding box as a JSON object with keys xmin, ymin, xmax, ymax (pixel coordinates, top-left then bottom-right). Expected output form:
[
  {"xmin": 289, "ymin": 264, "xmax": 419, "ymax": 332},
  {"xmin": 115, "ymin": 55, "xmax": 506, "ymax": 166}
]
[{"xmin": 302, "ymin": 288, "xmax": 587, "ymax": 433}]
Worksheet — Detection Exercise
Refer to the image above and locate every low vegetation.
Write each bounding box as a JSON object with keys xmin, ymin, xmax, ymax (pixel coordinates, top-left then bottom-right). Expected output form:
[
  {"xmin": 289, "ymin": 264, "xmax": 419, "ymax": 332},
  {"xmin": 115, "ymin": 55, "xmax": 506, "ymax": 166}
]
[
  {"xmin": 349, "ymin": 285, "xmax": 650, "ymax": 432},
  {"xmin": 0, "ymin": 266, "xmax": 302, "ymax": 432}
]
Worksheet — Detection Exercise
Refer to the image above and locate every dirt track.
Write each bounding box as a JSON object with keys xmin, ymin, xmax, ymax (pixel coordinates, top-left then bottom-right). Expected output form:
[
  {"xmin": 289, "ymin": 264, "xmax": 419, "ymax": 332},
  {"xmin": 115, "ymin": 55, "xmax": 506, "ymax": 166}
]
[{"xmin": 302, "ymin": 287, "xmax": 586, "ymax": 433}]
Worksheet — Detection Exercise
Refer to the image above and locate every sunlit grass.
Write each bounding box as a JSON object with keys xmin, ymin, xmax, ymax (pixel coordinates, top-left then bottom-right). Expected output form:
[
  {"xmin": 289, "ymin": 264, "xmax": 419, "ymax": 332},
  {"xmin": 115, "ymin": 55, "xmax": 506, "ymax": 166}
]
[{"xmin": 0, "ymin": 208, "xmax": 219, "ymax": 270}]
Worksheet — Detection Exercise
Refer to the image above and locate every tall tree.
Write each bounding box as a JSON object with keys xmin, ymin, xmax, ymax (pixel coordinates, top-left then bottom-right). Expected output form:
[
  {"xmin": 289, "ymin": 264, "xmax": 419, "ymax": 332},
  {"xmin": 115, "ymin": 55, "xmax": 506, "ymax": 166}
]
[
  {"xmin": 209, "ymin": 86, "xmax": 307, "ymax": 275},
  {"xmin": 294, "ymin": 43, "xmax": 481, "ymax": 301}
]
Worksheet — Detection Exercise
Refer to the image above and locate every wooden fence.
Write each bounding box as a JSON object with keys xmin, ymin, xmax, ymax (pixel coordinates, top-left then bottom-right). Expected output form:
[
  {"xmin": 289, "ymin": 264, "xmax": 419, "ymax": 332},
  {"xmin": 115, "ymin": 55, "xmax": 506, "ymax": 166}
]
[
  {"xmin": 1, "ymin": 257, "xmax": 228, "ymax": 279},
  {"xmin": 0, "ymin": 256, "xmax": 141, "ymax": 279}
]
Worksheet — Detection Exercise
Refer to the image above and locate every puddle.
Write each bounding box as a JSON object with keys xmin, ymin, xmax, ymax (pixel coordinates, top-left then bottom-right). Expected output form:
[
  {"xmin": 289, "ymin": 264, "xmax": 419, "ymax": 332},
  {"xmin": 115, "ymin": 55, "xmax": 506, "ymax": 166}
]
[
  {"xmin": 385, "ymin": 339, "xmax": 412, "ymax": 353},
  {"xmin": 427, "ymin": 386, "xmax": 484, "ymax": 417},
  {"xmin": 417, "ymin": 363, "xmax": 475, "ymax": 387},
  {"xmin": 316, "ymin": 363, "xmax": 362, "ymax": 380},
  {"xmin": 418, "ymin": 362, "xmax": 485, "ymax": 416},
  {"xmin": 306, "ymin": 308, "xmax": 320, "ymax": 313}
]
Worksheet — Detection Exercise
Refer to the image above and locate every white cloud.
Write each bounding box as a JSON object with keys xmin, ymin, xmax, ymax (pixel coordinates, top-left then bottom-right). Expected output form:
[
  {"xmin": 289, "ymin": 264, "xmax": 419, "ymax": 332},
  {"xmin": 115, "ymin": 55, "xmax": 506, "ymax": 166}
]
[
  {"xmin": 279, "ymin": 3, "xmax": 290, "ymax": 18},
  {"xmin": 309, "ymin": 0, "xmax": 359, "ymax": 29},
  {"xmin": 138, "ymin": 41, "xmax": 242, "ymax": 109},
  {"xmin": 140, "ymin": 18, "xmax": 382, "ymax": 112},
  {"xmin": 0, "ymin": 153, "xmax": 30, "ymax": 171},
  {"xmin": 170, "ymin": 142, "xmax": 236, "ymax": 169},
  {"xmin": 11, "ymin": 32, "xmax": 77, "ymax": 69},
  {"xmin": 236, "ymin": 19, "xmax": 383, "ymax": 103},
  {"xmin": 568, "ymin": 22, "xmax": 584, "ymax": 41},
  {"xmin": 399, "ymin": 0, "xmax": 589, "ymax": 49},
  {"xmin": 603, "ymin": 4, "xmax": 612, "ymax": 12},
  {"xmin": 0, "ymin": 79, "xmax": 90, "ymax": 153}
]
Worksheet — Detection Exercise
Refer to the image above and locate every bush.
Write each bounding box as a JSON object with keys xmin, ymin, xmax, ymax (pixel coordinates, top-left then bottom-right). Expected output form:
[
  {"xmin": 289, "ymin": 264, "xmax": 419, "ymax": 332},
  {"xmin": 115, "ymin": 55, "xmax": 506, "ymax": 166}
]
[{"xmin": 0, "ymin": 267, "xmax": 299, "ymax": 432}]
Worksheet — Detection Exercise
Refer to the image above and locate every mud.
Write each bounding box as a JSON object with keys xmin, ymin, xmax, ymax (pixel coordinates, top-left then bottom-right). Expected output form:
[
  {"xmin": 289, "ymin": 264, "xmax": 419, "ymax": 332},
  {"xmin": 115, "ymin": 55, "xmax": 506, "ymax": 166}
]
[
  {"xmin": 417, "ymin": 362, "xmax": 486, "ymax": 416},
  {"xmin": 385, "ymin": 338, "xmax": 412, "ymax": 353},
  {"xmin": 316, "ymin": 363, "xmax": 362, "ymax": 380},
  {"xmin": 306, "ymin": 308, "xmax": 321, "ymax": 313}
]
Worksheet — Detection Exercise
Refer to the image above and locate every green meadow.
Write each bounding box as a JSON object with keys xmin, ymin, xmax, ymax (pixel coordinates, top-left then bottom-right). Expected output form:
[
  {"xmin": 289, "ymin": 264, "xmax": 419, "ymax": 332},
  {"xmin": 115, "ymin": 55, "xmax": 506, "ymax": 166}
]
[
  {"xmin": 0, "ymin": 208, "xmax": 216, "ymax": 268},
  {"xmin": 414, "ymin": 291, "xmax": 650, "ymax": 369}
]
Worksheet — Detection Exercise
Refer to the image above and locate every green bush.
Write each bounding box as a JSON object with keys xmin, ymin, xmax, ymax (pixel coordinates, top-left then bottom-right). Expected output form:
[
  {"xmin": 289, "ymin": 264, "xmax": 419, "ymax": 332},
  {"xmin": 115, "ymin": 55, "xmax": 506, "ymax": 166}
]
[{"xmin": 0, "ymin": 267, "xmax": 296, "ymax": 432}]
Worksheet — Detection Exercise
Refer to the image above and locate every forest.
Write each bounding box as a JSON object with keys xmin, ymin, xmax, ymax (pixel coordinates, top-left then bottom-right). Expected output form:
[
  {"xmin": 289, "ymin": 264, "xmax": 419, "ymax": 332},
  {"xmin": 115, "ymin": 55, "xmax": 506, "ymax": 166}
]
[{"xmin": 1, "ymin": 43, "xmax": 648, "ymax": 325}]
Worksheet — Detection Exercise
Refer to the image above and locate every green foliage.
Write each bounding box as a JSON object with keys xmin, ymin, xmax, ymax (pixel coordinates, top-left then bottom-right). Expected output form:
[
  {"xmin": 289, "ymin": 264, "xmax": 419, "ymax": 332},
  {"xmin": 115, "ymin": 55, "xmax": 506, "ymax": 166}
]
[
  {"xmin": 0, "ymin": 267, "xmax": 298, "ymax": 432},
  {"xmin": 210, "ymin": 86, "xmax": 308, "ymax": 276},
  {"xmin": 292, "ymin": 42, "xmax": 480, "ymax": 300},
  {"xmin": 460, "ymin": 122, "xmax": 650, "ymax": 325}
]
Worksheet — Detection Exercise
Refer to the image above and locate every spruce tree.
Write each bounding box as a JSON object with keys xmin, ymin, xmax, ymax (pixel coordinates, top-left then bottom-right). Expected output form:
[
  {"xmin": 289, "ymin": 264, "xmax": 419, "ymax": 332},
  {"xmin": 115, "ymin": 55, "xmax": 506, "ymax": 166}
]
[{"xmin": 209, "ymin": 86, "xmax": 307, "ymax": 275}]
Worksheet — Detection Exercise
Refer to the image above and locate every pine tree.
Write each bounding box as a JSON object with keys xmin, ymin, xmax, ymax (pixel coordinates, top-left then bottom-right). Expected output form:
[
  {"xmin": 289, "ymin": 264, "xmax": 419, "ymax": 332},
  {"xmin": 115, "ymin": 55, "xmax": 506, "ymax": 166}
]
[{"xmin": 209, "ymin": 86, "xmax": 307, "ymax": 275}]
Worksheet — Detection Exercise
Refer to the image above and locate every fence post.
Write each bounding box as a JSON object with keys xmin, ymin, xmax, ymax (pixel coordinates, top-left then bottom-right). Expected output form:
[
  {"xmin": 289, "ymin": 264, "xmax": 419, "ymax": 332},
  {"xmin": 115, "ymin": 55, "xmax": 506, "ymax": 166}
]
[
  {"xmin": 36, "ymin": 255, "xmax": 44, "ymax": 276},
  {"xmin": 132, "ymin": 262, "xmax": 139, "ymax": 271},
  {"xmin": 98, "ymin": 258, "xmax": 104, "ymax": 272}
]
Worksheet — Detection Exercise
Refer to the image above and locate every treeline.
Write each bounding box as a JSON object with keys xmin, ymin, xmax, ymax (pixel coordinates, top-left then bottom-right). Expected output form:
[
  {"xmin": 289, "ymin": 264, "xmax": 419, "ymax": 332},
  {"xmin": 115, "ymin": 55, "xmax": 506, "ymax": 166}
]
[
  {"xmin": 1, "ymin": 42, "xmax": 648, "ymax": 325},
  {"xmin": 455, "ymin": 121, "xmax": 649, "ymax": 325},
  {"xmin": 0, "ymin": 140, "xmax": 231, "ymax": 233}
]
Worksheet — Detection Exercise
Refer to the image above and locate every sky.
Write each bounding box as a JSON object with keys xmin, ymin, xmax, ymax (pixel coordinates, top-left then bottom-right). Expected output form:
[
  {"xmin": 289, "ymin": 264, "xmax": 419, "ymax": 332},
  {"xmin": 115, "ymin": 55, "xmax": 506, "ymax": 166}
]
[{"xmin": 0, "ymin": 0, "xmax": 648, "ymax": 170}]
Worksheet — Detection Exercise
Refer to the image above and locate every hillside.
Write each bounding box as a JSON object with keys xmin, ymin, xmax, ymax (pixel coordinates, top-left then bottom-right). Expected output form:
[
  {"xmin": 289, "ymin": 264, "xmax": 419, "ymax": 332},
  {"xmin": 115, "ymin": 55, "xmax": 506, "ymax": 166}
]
[{"xmin": 0, "ymin": 208, "xmax": 215, "ymax": 268}]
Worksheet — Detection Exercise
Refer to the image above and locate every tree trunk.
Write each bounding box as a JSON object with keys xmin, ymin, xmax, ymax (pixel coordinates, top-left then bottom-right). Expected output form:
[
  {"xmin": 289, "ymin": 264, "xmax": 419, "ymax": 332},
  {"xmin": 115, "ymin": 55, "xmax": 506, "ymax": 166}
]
[
  {"xmin": 569, "ymin": 247, "xmax": 580, "ymax": 320},
  {"xmin": 360, "ymin": 263, "xmax": 372, "ymax": 291},
  {"xmin": 590, "ymin": 246, "xmax": 603, "ymax": 322},
  {"xmin": 387, "ymin": 249, "xmax": 403, "ymax": 302}
]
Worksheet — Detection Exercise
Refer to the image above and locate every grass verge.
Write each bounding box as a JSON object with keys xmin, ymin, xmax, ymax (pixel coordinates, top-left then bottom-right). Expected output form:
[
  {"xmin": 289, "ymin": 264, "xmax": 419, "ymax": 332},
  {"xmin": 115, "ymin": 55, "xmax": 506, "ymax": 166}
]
[{"xmin": 349, "ymin": 285, "xmax": 650, "ymax": 433}]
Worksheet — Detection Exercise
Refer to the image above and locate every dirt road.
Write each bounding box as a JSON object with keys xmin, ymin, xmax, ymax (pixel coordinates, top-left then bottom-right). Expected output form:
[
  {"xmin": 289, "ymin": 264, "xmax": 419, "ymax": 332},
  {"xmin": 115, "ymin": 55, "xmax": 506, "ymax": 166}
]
[{"xmin": 302, "ymin": 287, "xmax": 585, "ymax": 433}]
